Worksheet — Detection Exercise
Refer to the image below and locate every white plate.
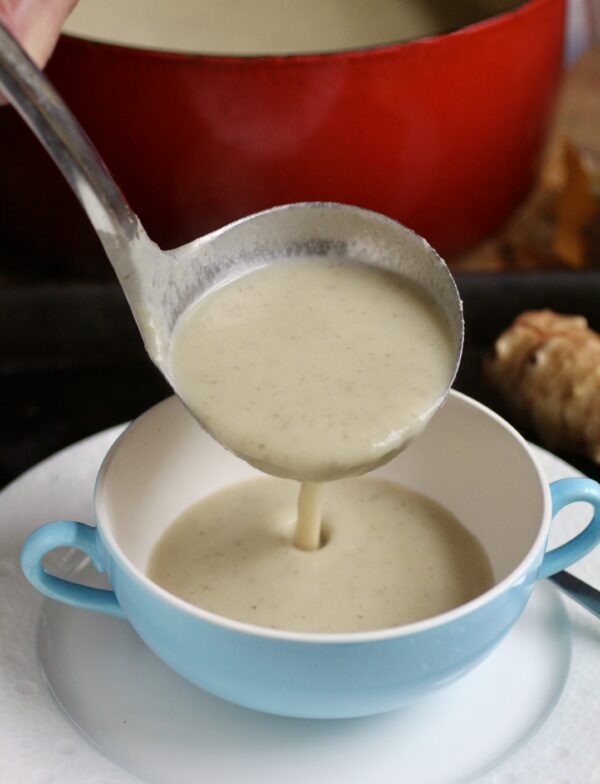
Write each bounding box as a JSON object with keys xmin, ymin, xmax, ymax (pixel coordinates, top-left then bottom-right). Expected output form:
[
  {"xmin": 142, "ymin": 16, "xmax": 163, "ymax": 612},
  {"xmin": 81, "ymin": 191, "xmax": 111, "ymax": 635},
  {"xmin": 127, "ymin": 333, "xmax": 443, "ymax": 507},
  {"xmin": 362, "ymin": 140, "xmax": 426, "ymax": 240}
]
[{"xmin": 0, "ymin": 426, "xmax": 599, "ymax": 784}]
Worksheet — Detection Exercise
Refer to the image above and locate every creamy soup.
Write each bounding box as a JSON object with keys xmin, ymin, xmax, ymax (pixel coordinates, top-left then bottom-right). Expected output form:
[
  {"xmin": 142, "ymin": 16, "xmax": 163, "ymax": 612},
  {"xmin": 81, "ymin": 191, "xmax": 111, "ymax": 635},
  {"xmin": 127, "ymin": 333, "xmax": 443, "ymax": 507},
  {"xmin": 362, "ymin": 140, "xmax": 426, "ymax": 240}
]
[
  {"xmin": 148, "ymin": 477, "xmax": 494, "ymax": 633},
  {"xmin": 170, "ymin": 258, "xmax": 455, "ymax": 482},
  {"xmin": 64, "ymin": 0, "xmax": 523, "ymax": 55}
]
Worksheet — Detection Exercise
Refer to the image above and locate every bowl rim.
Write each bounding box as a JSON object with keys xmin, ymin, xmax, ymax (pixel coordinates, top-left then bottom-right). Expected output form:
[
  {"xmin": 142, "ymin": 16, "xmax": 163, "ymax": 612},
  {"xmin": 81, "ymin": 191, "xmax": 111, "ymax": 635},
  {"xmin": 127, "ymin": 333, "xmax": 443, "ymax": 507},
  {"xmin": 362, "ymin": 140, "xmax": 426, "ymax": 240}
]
[
  {"xmin": 59, "ymin": 0, "xmax": 558, "ymax": 63},
  {"xmin": 94, "ymin": 390, "xmax": 552, "ymax": 646}
]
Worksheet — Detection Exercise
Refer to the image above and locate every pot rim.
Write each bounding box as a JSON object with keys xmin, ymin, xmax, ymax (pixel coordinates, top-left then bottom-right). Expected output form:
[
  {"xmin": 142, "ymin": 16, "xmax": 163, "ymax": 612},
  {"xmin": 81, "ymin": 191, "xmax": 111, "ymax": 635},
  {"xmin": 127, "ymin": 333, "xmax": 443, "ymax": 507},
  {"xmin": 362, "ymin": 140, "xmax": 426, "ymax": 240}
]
[{"xmin": 60, "ymin": 0, "xmax": 559, "ymax": 63}]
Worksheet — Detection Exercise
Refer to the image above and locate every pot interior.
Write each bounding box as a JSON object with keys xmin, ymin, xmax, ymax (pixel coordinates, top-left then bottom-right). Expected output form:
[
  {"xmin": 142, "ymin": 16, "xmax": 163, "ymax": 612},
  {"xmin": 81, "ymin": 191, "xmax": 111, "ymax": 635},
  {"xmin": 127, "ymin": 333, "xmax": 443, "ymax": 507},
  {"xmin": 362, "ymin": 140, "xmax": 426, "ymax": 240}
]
[{"xmin": 63, "ymin": 0, "xmax": 526, "ymax": 56}]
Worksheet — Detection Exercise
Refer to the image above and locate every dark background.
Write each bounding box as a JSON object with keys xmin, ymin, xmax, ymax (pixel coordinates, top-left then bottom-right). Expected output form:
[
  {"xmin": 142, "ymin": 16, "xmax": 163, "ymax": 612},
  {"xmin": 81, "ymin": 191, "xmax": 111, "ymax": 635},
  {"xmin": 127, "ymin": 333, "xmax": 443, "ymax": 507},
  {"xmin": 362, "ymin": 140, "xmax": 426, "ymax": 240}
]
[{"xmin": 2, "ymin": 268, "xmax": 600, "ymax": 489}]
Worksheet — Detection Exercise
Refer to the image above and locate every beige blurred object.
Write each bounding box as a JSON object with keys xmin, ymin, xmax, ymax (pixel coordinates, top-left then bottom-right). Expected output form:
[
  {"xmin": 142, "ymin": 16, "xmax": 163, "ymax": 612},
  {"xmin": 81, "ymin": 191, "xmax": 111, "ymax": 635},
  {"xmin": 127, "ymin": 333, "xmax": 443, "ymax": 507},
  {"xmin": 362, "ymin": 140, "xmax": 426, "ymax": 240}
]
[
  {"xmin": 455, "ymin": 46, "xmax": 600, "ymax": 271},
  {"xmin": 486, "ymin": 310, "xmax": 600, "ymax": 462}
]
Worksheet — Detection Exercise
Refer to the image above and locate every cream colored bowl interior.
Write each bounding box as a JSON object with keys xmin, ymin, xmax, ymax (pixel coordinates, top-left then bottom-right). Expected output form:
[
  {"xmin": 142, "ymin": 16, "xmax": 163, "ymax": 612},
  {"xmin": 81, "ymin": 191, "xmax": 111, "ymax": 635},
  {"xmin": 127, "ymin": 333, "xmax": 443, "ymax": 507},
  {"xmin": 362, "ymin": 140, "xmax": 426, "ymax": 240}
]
[{"xmin": 96, "ymin": 392, "xmax": 546, "ymax": 585}]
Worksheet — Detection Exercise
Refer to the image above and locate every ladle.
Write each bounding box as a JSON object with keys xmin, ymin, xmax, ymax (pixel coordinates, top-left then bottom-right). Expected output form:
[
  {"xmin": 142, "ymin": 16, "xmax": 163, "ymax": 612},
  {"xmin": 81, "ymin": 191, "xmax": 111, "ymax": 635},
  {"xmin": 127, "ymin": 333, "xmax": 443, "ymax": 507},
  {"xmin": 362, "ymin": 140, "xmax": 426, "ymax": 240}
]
[{"xmin": 0, "ymin": 22, "xmax": 463, "ymax": 477}]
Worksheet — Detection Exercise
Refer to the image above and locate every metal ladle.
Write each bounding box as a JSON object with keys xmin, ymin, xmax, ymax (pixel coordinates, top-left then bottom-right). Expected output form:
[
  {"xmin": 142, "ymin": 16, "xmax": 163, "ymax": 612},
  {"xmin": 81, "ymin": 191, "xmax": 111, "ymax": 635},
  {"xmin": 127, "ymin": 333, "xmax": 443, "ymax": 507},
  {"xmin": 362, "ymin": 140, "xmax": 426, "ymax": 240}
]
[{"xmin": 0, "ymin": 21, "xmax": 463, "ymax": 477}]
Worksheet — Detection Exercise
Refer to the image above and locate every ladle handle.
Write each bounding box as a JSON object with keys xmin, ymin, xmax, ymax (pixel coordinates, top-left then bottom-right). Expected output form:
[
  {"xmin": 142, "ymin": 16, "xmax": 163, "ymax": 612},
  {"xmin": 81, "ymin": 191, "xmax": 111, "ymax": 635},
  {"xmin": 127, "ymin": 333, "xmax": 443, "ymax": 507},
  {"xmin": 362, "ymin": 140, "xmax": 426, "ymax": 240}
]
[{"xmin": 0, "ymin": 22, "xmax": 140, "ymax": 250}]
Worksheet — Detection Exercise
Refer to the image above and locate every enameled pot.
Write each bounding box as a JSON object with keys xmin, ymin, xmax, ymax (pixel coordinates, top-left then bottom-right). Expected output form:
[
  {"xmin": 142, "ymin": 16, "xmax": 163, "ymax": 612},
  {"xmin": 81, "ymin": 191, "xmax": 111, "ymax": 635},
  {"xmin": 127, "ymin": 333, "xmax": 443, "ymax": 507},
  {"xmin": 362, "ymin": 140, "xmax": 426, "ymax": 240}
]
[{"xmin": 0, "ymin": 0, "xmax": 564, "ymax": 275}]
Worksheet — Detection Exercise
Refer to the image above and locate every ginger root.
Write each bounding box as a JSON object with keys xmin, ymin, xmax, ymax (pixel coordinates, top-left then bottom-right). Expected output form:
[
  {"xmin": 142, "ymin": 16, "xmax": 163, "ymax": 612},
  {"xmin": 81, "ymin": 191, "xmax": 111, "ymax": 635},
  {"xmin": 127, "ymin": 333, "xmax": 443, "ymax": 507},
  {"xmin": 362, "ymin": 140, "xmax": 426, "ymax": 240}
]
[{"xmin": 486, "ymin": 310, "xmax": 600, "ymax": 463}]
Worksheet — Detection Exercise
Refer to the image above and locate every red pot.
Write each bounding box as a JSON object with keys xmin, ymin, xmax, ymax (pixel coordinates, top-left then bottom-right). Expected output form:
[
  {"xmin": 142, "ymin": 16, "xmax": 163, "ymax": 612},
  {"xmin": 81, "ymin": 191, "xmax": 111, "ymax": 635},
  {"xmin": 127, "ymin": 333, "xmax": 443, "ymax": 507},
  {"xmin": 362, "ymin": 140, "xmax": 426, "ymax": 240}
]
[{"xmin": 0, "ymin": 0, "xmax": 565, "ymax": 276}]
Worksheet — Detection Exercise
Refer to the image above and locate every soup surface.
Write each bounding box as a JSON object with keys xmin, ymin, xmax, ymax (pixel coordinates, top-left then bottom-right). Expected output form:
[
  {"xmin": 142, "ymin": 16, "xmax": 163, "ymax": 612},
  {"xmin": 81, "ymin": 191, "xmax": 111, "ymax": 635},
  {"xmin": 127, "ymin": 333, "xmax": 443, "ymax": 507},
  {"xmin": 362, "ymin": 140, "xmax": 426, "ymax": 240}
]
[
  {"xmin": 169, "ymin": 258, "xmax": 455, "ymax": 481},
  {"xmin": 64, "ymin": 0, "xmax": 523, "ymax": 55},
  {"xmin": 147, "ymin": 476, "xmax": 494, "ymax": 633}
]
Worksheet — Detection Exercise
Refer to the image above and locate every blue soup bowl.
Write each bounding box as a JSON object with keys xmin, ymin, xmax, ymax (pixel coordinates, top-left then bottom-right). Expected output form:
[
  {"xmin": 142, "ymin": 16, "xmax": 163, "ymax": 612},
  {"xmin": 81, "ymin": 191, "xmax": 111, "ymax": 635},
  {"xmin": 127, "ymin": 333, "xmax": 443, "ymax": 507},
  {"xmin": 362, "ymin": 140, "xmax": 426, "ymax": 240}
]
[{"xmin": 21, "ymin": 392, "xmax": 600, "ymax": 718}]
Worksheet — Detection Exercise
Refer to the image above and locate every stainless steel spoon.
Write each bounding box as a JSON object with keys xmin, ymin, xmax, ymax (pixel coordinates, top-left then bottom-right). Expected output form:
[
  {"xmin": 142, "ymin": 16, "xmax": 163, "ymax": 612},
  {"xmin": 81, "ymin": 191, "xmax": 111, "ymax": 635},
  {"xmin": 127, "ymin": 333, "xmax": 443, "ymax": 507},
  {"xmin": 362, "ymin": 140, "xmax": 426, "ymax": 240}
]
[
  {"xmin": 0, "ymin": 22, "xmax": 463, "ymax": 475},
  {"xmin": 550, "ymin": 570, "xmax": 600, "ymax": 620}
]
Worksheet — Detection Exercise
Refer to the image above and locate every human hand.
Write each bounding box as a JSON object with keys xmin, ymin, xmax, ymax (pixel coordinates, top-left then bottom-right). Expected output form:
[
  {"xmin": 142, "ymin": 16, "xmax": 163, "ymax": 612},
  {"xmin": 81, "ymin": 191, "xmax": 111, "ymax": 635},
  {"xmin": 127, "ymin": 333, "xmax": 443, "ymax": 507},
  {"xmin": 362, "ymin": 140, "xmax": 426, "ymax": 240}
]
[{"xmin": 0, "ymin": 0, "xmax": 77, "ymax": 70}]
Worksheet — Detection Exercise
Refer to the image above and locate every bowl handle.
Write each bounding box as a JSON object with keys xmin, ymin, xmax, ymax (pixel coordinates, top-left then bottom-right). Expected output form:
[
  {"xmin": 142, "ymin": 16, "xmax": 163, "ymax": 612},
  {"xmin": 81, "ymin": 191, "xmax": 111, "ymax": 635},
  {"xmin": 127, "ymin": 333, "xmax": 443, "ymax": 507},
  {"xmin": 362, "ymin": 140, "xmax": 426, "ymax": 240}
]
[
  {"xmin": 538, "ymin": 478, "xmax": 600, "ymax": 580},
  {"xmin": 20, "ymin": 521, "xmax": 125, "ymax": 618}
]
